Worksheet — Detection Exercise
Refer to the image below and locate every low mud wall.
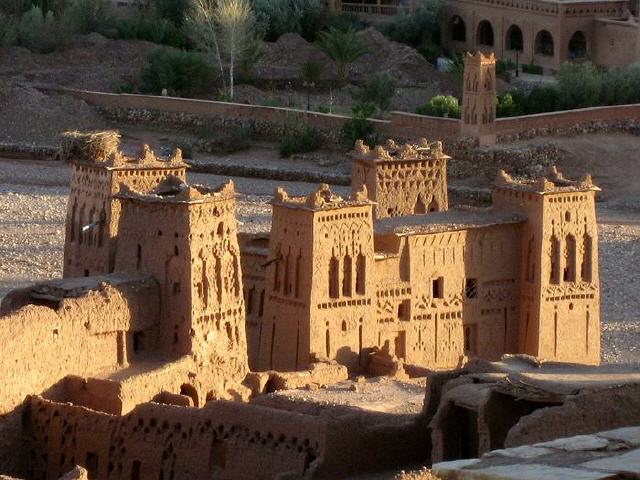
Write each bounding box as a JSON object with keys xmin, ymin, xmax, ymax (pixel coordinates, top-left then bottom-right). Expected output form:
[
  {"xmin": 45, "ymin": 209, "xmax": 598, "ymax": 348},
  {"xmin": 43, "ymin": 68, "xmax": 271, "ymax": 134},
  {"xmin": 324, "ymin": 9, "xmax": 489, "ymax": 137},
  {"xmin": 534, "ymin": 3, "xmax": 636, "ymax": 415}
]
[
  {"xmin": 38, "ymin": 87, "xmax": 640, "ymax": 146},
  {"xmin": 496, "ymin": 104, "xmax": 640, "ymax": 141}
]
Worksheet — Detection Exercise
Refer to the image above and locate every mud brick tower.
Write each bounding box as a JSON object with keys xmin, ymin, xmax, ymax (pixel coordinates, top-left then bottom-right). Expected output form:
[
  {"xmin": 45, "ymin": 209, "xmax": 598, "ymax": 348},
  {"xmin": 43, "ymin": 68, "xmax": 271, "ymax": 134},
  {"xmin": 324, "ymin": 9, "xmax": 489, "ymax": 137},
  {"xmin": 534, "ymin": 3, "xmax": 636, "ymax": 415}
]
[
  {"xmin": 493, "ymin": 168, "xmax": 601, "ymax": 364},
  {"xmin": 351, "ymin": 139, "xmax": 449, "ymax": 219},
  {"xmin": 114, "ymin": 180, "xmax": 249, "ymax": 381},
  {"xmin": 461, "ymin": 52, "xmax": 497, "ymax": 146},
  {"xmin": 63, "ymin": 145, "xmax": 186, "ymax": 277},
  {"xmin": 255, "ymin": 184, "xmax": 376, "ymax": 371}
]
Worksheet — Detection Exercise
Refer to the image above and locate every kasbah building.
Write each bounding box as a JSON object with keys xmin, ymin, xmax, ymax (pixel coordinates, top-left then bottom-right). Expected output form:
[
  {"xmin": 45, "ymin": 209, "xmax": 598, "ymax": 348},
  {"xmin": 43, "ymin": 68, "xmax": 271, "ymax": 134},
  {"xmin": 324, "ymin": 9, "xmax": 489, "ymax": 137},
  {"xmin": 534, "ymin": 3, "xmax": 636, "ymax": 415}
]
[
  {"xmin": 327, "ymin": 0, "xmax": 640, "ymax": 70},
  {"xmin": 0, "ymin": 55, "xmax": 609, "ymax": 480}
]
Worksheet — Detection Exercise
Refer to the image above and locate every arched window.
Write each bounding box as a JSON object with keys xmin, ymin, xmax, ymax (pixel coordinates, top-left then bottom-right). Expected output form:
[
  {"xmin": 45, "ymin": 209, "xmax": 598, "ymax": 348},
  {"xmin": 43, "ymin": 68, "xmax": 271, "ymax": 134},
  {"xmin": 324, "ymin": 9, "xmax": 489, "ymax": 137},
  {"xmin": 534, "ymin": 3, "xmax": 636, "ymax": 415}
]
[
  {"xmin": 477, "ymin": 20, "xmax": 494, "ymax": 47},
  {"xmin": 450, "ymin": 15, "xmax": 466, "ymax": 42},
  {"xmin": 506, "ymin": 25, "xmax": 523, "ymax": 51},
  {"xmin": 568, "ymin": 31, "xmax": 588, "ymax": 59},
  {"xmin": 535, "ymin": 30, "xmax": 554, "ymax": 56}
]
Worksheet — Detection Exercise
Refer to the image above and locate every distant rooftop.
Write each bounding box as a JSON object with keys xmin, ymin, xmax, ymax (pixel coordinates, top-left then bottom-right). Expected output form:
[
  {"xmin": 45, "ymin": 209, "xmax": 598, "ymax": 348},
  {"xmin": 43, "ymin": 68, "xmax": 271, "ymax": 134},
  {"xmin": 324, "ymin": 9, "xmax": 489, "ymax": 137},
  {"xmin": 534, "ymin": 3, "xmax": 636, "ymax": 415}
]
[
  {"xmin": 272, "ymin": 183, "xmax": 372, "ymax": 211},
  {"xmin": 495, "ymin": 167, "xmax": 600, "ymax": 194}
]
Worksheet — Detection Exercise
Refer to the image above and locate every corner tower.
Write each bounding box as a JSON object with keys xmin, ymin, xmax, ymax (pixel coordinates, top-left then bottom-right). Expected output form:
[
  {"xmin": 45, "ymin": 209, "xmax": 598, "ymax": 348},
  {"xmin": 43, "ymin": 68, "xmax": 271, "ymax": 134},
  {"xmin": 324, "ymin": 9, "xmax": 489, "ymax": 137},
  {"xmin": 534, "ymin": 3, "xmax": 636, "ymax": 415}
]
[
  {"xmin": 63, "ymin": 141, "xmax": 187, "ymax": 278},
  {"xmin": 113, "ymin": 180, "xmax": 248, "ymax": 385},
  {"xmin": 255, "ymin": 185, "xmax": 376, "ymax": 371},
  {"xmin": 461, "ymin": 52, "xmax": 496, "ymax": 146},
  {"xmin": 493, "ymin": 168, "xmax": 600, "ymax": 364},
  {"xmin": 351, "ymin": 139, "xmax": 449, "ymax": 219}
]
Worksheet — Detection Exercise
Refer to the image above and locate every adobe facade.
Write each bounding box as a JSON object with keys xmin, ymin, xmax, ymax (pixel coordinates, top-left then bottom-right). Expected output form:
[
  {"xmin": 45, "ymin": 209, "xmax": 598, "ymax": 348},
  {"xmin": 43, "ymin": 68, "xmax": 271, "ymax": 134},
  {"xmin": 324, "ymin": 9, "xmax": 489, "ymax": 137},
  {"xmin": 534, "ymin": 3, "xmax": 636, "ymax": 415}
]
[
  {"xmin": 243, "ymin": 140, "xmax": 601, "ymax": 373},
  {"xmin": 442, "ymin": 0, "xmax": 640, "ymax": 70}
]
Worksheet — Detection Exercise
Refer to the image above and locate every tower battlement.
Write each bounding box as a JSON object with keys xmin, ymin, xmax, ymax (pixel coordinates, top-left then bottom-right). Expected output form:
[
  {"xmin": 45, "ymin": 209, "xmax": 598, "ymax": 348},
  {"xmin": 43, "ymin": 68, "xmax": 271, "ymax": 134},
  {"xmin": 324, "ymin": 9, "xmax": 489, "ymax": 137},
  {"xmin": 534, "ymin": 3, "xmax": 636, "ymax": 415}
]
[{"xmin": 351, "ymin": 138, "xmax": 449, "ymax": 219}]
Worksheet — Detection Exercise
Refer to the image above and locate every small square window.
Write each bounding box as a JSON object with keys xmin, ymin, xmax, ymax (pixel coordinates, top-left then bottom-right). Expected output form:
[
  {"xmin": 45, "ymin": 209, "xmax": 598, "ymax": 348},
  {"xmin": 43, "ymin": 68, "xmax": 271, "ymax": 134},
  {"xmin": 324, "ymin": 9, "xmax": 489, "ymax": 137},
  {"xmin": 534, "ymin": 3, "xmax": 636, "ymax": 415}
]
[{"xmin": 465, "ymin": 278, "xmax": 478, "ymax": 299}]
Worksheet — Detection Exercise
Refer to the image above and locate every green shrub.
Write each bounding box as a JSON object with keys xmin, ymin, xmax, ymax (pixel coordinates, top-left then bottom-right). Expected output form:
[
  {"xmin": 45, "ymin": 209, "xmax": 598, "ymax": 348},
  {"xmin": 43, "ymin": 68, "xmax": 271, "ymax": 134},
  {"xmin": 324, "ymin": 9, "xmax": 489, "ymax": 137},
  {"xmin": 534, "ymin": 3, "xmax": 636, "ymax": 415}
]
[
  {"xmin": 341, "ymin": 101, "xmax": 376, "ymax": 147},
  {"xmin": 115, "ymin": 17, "xmax": 191, "ymax": 48},
  {"xmin": 417, "ymin": 40, "xmax": 441, "ymax": 64},
  {"xmin": 354, "ymin": 73, "xmax": 397, "ymax": 116},
  {"xmin": 522, "ymin": 63, "xmax": 543, "ymax": 75},
  {"xmin": 600, "ymin": 63, "xmax": 640, "ymax": 106},
  {"xmin": 279, "ymin": 125, "xmax": 323, "ymax": 158},
  {"xmin": 0, "ymin": 0, "xmax": 31, "ymax": 16},
  {"xmin": 0, "ymin": 13, "xmax": 18, "ymax": 46},
  {"xmin": 17, "ymin": 6, "xmax": 65, "ymax": 53},
  {"xmin": 65, "ymin": 0, "xmax": 116, "ymax": 35},
  {"xmin": 521, "ymin": 86, "xmax": 559, "ymax": 114},
  {"xmin": 171, "ymin": 140, "xmax": 194, "ymax": 159},
  {"xmin": 416, "ymin": 95, "xmax": 461, "ymax": 118},
  {"xmin": 496, "ymin": 59, "xmax": 516, "ymax": 74},
  {"xmin": 140, "ymin": 48, "xmax": 219, "ymax": 97},
  {"xmin": 326, "ymin": 12, "xmax": 367, "ymax": 33},
  {"xmin": 154, "ymin": 0, "xmax": 190, "ymax": 26},
  {"xmin": 315, "ymin": 105, "xmax": 330, "ymax": 114},
  {"xmin": 496, "ymin": 93, "xmax": 521, "ymax": 117},
  {"xmin": 317, "ymin": 26, "xmax": 368, "ymax": 85},
  {"xmin": 253, "ymin": 0, "xmax": 323, "ymax": 41},
  {"xmin": 557, "ymin": 61, "xmax": 603, "ymax": 109},
  {"xmin": 379, "ymin": 0, "xmax": 446, "ymax": 47}
]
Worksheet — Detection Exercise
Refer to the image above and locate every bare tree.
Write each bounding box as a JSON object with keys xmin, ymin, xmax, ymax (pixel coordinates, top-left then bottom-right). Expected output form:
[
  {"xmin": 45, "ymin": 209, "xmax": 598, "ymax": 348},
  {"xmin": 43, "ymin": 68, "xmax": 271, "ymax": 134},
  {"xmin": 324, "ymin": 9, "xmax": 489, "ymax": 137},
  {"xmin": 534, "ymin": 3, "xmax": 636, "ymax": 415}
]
[{"xmin": 187, "ymin": 0, "xmax": 257, "ymax": 99}]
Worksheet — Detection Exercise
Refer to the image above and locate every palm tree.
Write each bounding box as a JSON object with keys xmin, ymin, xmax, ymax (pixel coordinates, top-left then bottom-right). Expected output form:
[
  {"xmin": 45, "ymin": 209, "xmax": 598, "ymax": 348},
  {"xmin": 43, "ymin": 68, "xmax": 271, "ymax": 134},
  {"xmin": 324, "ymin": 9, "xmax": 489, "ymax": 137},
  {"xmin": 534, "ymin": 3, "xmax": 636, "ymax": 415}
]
[{"xmin": 317, "ymin": 26, "xmax": 367, "ymax": 86}]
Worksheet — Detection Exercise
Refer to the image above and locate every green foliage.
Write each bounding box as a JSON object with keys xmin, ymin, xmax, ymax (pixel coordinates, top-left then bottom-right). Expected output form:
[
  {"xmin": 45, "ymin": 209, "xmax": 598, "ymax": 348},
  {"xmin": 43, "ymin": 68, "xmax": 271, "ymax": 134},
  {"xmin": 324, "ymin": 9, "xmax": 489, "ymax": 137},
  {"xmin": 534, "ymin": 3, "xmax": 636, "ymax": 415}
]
[
  {"xmin": 315, "ymin": 105, "xmax": 330, "ymax": 114},
  {"xmin": 340, "ymin": 101, "xmax": 376, "ymax": 146},
  {"xmin": 65, "ymin": 0, "xmax": 116, "ymax": 35},
  {"xmin": 495, "ymin": 59, "xmax": 516, "ymax": 74},
  {"xmin": 155, "ymin": 0, "xmax": 191, "ymax": 26},
  {"xmin": 601, "ymin": 63, "xmax": 640, "ymax": 105},
  {"xmin": 279, "ymin": 125, "xmax": 323, "ymax": 158},
  {"xmin": 0, "ymin": 0, "xmax": 31, "ymax": 16},
  {"xmin": 115, "ymin": 17, "xmax": 192, "ymax": 48},
  {"xmin": 447, "ymin": 51, "xmax": 465, "ymax": 85},
  {"xmin": 416, "ymin": 95, "xmax": 460, "ymax": 118},
  {"xmin": 417, "ymin": 40, "xmax": 441, "ymax": 64},
  {"xmin": 301, "ymin": 59, "xmax": 322, "ymax": 86},
  {"xmin": 17, "ymin": 6, "xmax": 66, "ymax": 53},
  {"xmin": 140, "ymin": 48, "xmax": 219, "ymax": 97},
  {"xmin": 378, "ymin": 0, "xmax": 446, "ymax": 47},
  {"xmin": 556, "ymin": 61, "xmax": 603, "ymax": 109},
  {"xmin": 317, "ymin": 26, "xmax": 367, "ymax": 85},
  {"xmin": 521, "ymin": 63, "xmax": 543, "ymax": 75},
  {"xmin": 496, "ymin": 93, "xmax": 521, "ymax": 117},
  {"xmin": 354, "ymin": 74, "xmax": 397, "ymax": 116},
  {"xmin": 326, "ymin": 12, "xmax": 367, "ymax": 33},
  {"xmin": 0, "ymin": 13, "xmax": 18, "ymax": 46},
  {"xmin": 520, "ymin": 86, "xmax": 559, "ymax": 114},
  {"xmin": 252, "ymin": 0, "xmax": 322, "ymax": 41}
]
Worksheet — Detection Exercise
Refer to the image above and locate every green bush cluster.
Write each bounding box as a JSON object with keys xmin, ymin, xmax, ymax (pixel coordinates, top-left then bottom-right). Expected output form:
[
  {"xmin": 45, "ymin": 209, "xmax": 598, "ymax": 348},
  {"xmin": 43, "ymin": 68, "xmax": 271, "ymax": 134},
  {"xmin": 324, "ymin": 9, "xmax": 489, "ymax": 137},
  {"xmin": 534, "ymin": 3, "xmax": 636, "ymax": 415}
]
[
  {"xmin": 354, "ymin": 74, "xmax": 397, "ymax": 117},
  {"xmin": 0, "ymin": 0, "xmax": 116, "ymax": 52},
  {"xmin": 279, "ymin": 125, "xmax": 324, "ymax": 158},
  {"xmin": 198, "ymin": 126, "xmax": 254, "ymax": 155},
  {"xmin": 496, "ymin": 61, "xmax": 640, "ymax": 116},
  {"xmin": 416, "ymin": 95, "xmax": 461, "ymax": 118},
  {"xmin": 522, "ymin": 63, "xmax": 543, "ymax": 75},
  {"xmin": 140, "ymin": 48, "xmax": 219, "ymax": 97},
  {"xmin": 340, "ymin": 101, "xmax": 377, "ymax": 147},
  {"xmin": 378, "ymin": 0, "xmax": 446, "ymax": 47}
]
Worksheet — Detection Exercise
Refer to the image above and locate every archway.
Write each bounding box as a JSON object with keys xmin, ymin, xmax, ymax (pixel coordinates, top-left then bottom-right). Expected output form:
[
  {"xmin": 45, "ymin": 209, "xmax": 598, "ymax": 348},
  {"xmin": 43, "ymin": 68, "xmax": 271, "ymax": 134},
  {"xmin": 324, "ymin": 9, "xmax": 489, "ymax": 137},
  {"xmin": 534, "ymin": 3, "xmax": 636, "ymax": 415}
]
[
  {"xmin": 505, "ymin": 25, "xmax": 523, "ymax": 51},
  {"xmin": 568, "ymin": 31, "xmax": 588, "ymax": 59},
  {"xmin": 450, "ymin": 15, "xmax": 466, "ymax": 42},
  {"xmin": 535, "ymin": 30, "xmax": 554, "ymax": 56},
  {"xmin": 477, "ymin": 20, "xmax": 494, "ymax": 47}
]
